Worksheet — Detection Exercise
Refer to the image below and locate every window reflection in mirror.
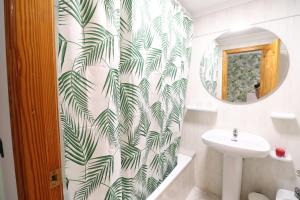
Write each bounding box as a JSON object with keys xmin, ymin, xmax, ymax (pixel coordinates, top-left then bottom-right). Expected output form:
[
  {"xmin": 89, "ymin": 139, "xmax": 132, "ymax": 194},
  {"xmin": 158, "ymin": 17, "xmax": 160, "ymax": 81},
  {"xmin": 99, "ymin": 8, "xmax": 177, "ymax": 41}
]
[{"xmin": 200, "ymin": 27, "xmax": 289, "ymax": 104}]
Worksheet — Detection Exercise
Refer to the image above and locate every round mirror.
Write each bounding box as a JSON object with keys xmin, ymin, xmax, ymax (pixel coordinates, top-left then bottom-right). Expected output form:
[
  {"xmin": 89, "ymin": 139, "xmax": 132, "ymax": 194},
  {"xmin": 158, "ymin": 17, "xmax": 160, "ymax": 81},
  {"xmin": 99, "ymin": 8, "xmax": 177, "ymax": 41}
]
[{"xmin": 200, "ymin": 27, "xmax": 289, "ymax": 104}]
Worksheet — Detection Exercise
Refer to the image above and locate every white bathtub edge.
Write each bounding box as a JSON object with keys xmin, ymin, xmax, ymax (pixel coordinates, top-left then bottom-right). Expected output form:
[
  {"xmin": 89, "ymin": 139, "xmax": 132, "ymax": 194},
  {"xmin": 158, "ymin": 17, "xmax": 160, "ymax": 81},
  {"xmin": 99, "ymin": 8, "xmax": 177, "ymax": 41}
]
[{"xmin": 147, "ymin": 153, "xmax": 193, "ymax": 200}]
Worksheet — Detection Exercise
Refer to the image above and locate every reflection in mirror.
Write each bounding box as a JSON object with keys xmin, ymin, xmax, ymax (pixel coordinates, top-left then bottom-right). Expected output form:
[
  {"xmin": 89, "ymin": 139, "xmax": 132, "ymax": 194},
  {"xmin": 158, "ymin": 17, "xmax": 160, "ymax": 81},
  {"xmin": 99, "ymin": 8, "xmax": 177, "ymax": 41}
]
[{"xmin": 200, "ymin": 27, "xmax": 289, "ymax": 104}]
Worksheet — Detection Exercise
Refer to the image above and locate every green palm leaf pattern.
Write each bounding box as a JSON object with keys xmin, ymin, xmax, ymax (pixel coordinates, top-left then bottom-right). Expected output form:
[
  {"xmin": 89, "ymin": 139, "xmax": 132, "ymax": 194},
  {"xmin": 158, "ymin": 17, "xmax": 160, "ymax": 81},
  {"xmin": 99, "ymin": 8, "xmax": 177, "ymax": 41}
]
[
  {"xmin": 132, "ymin": 28, "xmax": 147, "ymax": 50},
  {"xmin": 172, "ymin": 12, "xmax": 183, "ymax": 29},
  {"xmin": 150, "ymin": 101, "xmax": 164, "ymax": 129},
  {"xmin": 122, "ymin": 0, "xmax": 133, "ymax": 16},
  {"xmin": 133, "ymin": 165, "xmax": 148, "ymax": 199},
  {"xmin": 102, "ymin": 68, "xmax": 120, "ymax": 107},
  {"xmin": 161, "ymin": 33, "xmax": 169, "ymax": 54},
  {"xmin": 163, "ymin": 62, "xmax": 177, "ymax": 80},
  {"xmin": 58, "ymin": 33, "xmax": 68, "ymax": 69},
  {"xmin": 61, "ymin": 111, "xmax": 98, "ymax": 165},
  {"xmin": 170, "ymin": 40, "xmax": 183, "ymax": 61},
  {"xmin": 183, "ymin": 16, "xmax": 193, "ymax": 37},
  {"xmin": 161, "ymin": 128, "xmax": 173, "ymax": 145},
  {"xmin": 172, "ymin": 78, "xmax": 188, "ymax": 98},
  {"xmin": 76, "ymin": 23, "xmax": 115, "ymax": 70},
  {"xmin": 59, "ymin": 70, "xmax": 93, "ymax": 121},
  {"xmin": 127, "ymin": 106, "xmax": 149, "ymax": 148},
  {"xmin": 104, "ymin": 177, "xmax": 134, "ymax": 200},
  {"xmin": 161, "ymin": 84, "xmax": 172, "ymax": 109},
  {"xmin": 156, "ymin": 75, "xmax": 164, "ymax": 93},
  {"xmin": 115, "ymin": 122, "xmax": 126, "ymax": 141},
  {"xmin": 185, "ymin": 47, "xmax": 192, "ymax": 63},
  {"xmin": 57, "ymin": 0, "xmax": 192, "ymax": 198},
  {"xmin": 134, "ymin": 106, "xmax": 150, "ymax": 138},
  {"xmin": 166, "ymin": 103, "xmax": 182, "ymax": 129},
  {"xmin": 146, "ymin": 131, "xmax": 160, "ymax": 150},
  {"xmin": 143, "ymin": 27, "xmax": 154, "ymax": 49},
  {"xmin": 101, "ymin": 0, "xmax": 116, "ymax": 25},
  {"xmin": 120, "ymin": 83, "xmax": 139, "ymax": 121},
  {"xmin": 162, "ymin": 137, "xmax": 181, "ymax": 171},
  {"xmin": 120, "ymin": 41, "xmax": 144, "ymax": 77},
  {"xmin": 58, "ymin": 0, "xmax": 68, "ymax": 25},
  {"xmin": 151, "ymin": 16, "xmax": 162, "ymax": 36},
  {"xmin": 121, "ymin": 0, "xmax": 133, "ymax": 31},
  {"xmin": 93, "ymin": 108, "xmax": 118, "ymax": 146},
  {"xmin": 150, "ymin": 153, "xmax": 163, "ymax": 173},
  {"xmin": 138, "ymin": 78, "xmax": 150, "ymax": 104},
  {"xmin": 74, "ymin": 155, "xmax": 114, "ymax": 200},
  {"xmin": 129, "ymin": 108, "xmax": 148, "ymax": 146},
  {"xmin": 121, "ymin": 144, "xmax": 141, "ymax": 170},
  {"xmin": 134, "ymin": 165, "xmax": 147, "ymax": 185},
  {"xmin": 147, "ymin": 177, "xmax": 160, "ymax": 194},
  {"xmin": 146, "ymin": 48, "xmax": 162, "ymax": 76},
  {"xmin": 166, "ymin": 137, "xmax": 181, "ymax": 158},
  {"xmin": 59, "ymin": 0, "xmax": 97, "ymax": 28},
  {"xmin": 120, "ymin": 17, "xmax": 131, "ymax": 35}
]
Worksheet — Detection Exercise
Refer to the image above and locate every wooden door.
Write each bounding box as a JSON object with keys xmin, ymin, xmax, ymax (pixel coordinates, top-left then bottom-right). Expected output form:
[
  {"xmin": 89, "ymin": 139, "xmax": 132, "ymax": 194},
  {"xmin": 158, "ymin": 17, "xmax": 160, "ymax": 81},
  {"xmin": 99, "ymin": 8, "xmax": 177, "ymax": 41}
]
[
  {"xmin": 260, "ymin": 39, "xmax": 281, "ymax": 96},
  {"xmin": 222, "ymin": 51, "xmax": 229, "ymax": 100},
  {"xmin": 222, "ymin": 40, "xmax": 280, "ymax": 100},
  {"xmin": 4, "ymin": 0, "xmax": 63, "ymax": 199},
  {"xmin": 222, "ymin": 44, "xmax": 266, "ymax": 100}
]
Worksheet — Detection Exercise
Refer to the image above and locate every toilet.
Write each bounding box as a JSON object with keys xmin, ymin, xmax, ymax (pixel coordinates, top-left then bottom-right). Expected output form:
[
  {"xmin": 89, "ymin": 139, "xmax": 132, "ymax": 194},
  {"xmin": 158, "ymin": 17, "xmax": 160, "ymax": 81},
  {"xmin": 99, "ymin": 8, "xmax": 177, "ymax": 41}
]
[
  {"xmin": 276, "ymin": 189, "xmax": 298, "ymax": 200},
  {"xmin": 248, "ymin": 189, "xmax": 298, "ymax": 200},
  {"xmin": 248, "ymin": 192, "xmax": 270, "ymax": 200}
]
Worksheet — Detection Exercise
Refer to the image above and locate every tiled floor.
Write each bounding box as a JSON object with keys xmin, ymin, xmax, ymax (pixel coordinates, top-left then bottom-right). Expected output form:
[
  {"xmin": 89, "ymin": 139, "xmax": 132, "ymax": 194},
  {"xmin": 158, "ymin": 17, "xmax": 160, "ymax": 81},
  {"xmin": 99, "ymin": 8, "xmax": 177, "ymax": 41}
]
[{"xmin": 185, "ymin": 187, "xmax": 221, "ymax": 200}]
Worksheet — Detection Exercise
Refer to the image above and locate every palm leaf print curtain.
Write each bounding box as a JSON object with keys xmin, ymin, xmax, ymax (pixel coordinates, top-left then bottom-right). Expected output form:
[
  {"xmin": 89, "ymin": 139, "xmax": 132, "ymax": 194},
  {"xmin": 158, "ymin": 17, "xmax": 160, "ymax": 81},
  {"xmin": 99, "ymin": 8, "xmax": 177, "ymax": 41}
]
[
  {"xmin": 57, "ymin": 0, "xmax": 192, "ymax": 199},
  {"xmin": 200, "ymin": 41, "xmax": 221, "ymax": 96}
]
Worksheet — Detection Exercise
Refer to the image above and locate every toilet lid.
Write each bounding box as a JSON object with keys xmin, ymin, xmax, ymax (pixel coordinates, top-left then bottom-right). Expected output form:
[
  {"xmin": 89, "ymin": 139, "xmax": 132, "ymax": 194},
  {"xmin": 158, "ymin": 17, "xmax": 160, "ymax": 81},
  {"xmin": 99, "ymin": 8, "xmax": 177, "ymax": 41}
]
[{"xmin": 248, "ymin": 192, "xmax": 270, "ymax": 200}]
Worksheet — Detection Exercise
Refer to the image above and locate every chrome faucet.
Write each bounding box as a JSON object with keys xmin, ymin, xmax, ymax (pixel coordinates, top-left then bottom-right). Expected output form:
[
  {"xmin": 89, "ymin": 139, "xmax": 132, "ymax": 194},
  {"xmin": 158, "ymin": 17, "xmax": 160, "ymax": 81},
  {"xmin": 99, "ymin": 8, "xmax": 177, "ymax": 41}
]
[{"xmin": 232, "ymin": 128, "xmax": 238, "ymax": 142}]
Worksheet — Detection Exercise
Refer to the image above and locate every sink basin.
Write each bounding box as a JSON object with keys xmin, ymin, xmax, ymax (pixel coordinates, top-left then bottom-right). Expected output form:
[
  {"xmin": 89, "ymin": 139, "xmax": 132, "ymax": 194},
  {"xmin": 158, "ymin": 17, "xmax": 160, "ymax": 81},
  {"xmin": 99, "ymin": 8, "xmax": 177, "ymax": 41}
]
[
  {"xmin": 202, "ymin": 129, "xmax": 270, "ymax": 158},
  {"xmin": 202, "ymin": 129, "xmax": 270, "ymax": 200}
]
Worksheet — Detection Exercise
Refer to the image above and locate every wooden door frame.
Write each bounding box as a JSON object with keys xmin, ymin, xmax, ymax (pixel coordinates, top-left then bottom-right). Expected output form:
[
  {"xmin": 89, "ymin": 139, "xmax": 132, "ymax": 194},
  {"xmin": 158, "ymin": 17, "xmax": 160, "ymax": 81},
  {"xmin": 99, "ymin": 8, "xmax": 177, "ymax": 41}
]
[
  {"xmin": 259, "ymin": 39, "xmax": 281, "ymax": 97},
  {"xmin": 222, "ymin": 44, "xmax": 267, "ymax": 100},
  {"xmin": 4, "ymin": 0, "xmax": 63, "ymax": 199}
]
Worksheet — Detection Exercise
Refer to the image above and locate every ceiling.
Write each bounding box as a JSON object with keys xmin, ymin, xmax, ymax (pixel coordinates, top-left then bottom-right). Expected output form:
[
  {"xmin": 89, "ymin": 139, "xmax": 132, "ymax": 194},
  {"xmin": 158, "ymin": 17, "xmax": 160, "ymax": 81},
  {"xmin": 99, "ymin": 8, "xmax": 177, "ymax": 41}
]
[
  {"xmin": 178, "ymin": 0, "xmax": 255, "ymax": 18},
  {"xmin": 216, "ymin": 27, "xmax": 277, "ymax": 44},
  {"xmin": 218, "ymin": 27, "xmax": 269, "ymax": 40}
]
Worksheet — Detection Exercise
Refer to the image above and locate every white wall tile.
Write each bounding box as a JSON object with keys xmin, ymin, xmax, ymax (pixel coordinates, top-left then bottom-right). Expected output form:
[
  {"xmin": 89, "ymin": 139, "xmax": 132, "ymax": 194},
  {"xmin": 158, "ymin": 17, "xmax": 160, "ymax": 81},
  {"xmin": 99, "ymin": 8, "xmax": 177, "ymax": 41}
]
[{"xmin": 183, "ymin": 0, "xmax": 300, "ymax": 199}]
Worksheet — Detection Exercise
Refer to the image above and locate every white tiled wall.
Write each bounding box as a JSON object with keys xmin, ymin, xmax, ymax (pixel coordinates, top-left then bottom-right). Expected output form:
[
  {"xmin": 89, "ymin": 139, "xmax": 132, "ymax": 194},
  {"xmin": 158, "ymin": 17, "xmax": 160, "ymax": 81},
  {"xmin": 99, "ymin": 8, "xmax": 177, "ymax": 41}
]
[{"xmin": 181, "ymin": 0, "xmax": 300, "ymax": 199}]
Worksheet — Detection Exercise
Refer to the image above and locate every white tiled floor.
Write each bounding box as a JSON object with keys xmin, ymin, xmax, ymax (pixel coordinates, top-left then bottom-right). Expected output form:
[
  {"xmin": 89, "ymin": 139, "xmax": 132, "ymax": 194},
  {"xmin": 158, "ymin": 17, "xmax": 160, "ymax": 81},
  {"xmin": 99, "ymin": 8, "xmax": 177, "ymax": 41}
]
[{"xmin": 185, "ymin": 187, "xmax": 221, "ymax": 200}]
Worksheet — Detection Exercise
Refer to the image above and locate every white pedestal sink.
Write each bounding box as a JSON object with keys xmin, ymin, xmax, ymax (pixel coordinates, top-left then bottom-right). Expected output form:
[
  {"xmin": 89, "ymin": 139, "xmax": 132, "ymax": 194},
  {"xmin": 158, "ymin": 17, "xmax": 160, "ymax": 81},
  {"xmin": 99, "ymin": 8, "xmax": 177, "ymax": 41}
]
[{"xmin": 202, "ymin": 129, "xmax": 270, "ymax": 200}]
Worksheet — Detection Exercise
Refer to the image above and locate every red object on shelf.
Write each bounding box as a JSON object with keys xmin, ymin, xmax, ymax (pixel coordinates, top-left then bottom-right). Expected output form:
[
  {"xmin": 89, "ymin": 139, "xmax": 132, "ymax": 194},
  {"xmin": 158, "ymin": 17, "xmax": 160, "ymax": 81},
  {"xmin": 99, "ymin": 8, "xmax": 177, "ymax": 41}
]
[{"xmin": 276, "ymin": 147, "xmax": 286, "ymax": 157}]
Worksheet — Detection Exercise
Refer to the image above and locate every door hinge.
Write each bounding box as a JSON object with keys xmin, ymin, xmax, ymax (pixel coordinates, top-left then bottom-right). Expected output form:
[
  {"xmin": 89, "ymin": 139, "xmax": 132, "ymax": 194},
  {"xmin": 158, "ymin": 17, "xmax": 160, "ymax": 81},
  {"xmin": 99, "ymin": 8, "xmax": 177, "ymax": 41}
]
[{"xmin": 49, "ymin": 168, "xmax": 62, "ymax": 188}]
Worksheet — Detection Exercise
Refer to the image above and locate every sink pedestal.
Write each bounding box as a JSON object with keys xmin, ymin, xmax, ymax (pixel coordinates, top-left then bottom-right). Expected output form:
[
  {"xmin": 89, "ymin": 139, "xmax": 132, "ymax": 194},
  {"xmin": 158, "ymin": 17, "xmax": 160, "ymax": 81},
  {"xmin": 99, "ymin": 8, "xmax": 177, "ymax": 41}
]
[
  {"xmin": 222, "ymin": 154, "xmax": 243, "ymax": 200},
  {"xmin": 202, "ymin": 129, "xmax": 271, "ymax": 200}
]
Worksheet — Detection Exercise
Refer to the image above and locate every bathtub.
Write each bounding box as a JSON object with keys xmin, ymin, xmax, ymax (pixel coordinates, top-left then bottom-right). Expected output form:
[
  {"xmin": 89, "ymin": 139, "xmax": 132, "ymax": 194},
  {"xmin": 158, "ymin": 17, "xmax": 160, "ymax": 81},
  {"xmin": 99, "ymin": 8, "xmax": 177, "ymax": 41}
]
[{"xmin": 147, "ymin": 152, "xmax": 195, "ymax": 200}]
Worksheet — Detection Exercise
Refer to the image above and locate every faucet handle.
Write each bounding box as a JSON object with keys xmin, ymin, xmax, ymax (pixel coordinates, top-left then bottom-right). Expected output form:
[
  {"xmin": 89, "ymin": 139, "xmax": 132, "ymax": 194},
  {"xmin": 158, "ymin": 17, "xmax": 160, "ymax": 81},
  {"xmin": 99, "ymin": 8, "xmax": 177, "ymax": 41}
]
[
  {"xmin": 233, "ymin": 128, "xmax": 238, "ymax": 137},
  {"xmin": 231, "ymin": 128, "xmax": 238, "ymax": 142}
]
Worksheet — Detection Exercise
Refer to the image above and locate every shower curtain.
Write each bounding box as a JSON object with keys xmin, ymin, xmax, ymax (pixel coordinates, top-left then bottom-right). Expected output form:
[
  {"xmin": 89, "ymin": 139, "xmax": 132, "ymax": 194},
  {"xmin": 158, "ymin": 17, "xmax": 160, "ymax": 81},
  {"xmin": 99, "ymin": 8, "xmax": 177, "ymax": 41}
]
[{"xmin": 57, "ymin": 0, "xmax": 192, "ymax": 199}]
